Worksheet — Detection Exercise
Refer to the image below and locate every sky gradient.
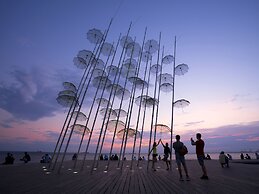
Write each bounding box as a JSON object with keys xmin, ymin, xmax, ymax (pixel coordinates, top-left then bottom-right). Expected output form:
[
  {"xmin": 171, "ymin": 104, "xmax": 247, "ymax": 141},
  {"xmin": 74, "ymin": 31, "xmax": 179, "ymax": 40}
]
[{"xmin": 0, "ymin": 0, "xmax": 259, "ymax": 154}]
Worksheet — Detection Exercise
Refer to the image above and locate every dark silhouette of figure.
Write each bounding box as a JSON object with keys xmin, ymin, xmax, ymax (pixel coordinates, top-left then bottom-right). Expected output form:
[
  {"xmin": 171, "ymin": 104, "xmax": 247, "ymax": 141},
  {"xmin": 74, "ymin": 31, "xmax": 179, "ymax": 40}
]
[
  {"xmin": 161, "ymin": 140, "xmax": 171, "ymax": 170},
  {"xmin": 191, "ymin": 133, "xmax": 208, "ymax": 180},
  {"xmin": 148, "ymin": 139, "xmax": 161, "ymax": 171},
  {"xmin": 206, "ymin": 154, "xmax": 211, "ymax": 160},
  {"xmin": 245, "ymin": 154, "xmax": 251, "ymax": 160},
  {"xmin": 2, "ymin": 153, "xmax": 15, "ymax": 165},
  {"xmin": 255, "ymin": 152, "xmax": 259, "ymax": 159},
  {"xmin": 40, "ymin": 154, "xmax": 51, "ymax": 163},
  {"xmin": 173, "ymin": 135, "xmax": 190, "ymax": 181},
  {"xmin": 114, "ymin": 154, "xmax": 119, "ymax": 160},
  {"xmin": 99, "ymin": 154, "xmax": 104, "ymax": 160},
  {"xmin": 227, "ymin": 154, "xmax": 232, "ymax": 160},
  {"xmin": 219, "ymin": 151, "xmax": 229, "ymax": 168},
  {"xmin": 72, "ymin": 153, "xmax": 77, "ymax": 160},
  {"xmin": 20, "ymin": 152, "xmax": 31, "ymax": 163},
  {"xmin": 240, "ymin": 153, "xmax": 244, "ymax": 160}
]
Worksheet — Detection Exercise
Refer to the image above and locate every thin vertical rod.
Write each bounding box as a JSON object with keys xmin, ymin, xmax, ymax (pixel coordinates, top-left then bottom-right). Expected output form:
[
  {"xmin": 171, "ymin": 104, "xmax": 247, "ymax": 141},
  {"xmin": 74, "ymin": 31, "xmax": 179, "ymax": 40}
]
[{"xmin": 170, "ymin": 36, "xmax": 177, "ymax": 169}]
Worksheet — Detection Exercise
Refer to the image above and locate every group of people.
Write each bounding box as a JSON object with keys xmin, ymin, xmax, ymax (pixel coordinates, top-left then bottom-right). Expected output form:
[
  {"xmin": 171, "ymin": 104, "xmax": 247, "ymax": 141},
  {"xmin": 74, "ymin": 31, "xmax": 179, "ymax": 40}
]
[{"xmin": 149, "ymin": 133, "xmax": 209, "ymax": 181}]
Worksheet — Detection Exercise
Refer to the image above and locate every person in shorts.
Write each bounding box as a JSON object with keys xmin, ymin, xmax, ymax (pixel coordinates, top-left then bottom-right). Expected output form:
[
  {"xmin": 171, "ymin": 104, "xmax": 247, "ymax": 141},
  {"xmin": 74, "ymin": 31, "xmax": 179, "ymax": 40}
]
[
  {"xmin": 173, "ymin": 135, "xmax": 190, "ymax": 181},
  {"xmin": 191, "ymin": 133, "xmax": 208, "ymax": 180},
  {"xmin": 148, "ymin": 139, "xmax": 161, "ymax": 171}
]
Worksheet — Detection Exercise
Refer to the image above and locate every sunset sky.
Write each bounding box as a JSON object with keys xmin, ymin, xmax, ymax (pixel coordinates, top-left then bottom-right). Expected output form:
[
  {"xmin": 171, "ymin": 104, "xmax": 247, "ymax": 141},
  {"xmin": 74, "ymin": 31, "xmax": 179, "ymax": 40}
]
[{"xmin": 0, "ymin": 0, "xmax": 259, "ymax": 154}]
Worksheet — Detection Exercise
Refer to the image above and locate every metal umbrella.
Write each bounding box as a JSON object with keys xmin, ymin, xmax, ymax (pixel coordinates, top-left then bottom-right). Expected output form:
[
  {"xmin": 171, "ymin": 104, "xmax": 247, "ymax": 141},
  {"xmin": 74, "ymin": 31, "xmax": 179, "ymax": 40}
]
[
  {"xmin": 56, "ymin": 95, "xmax": 78, "ymax": 108},
  {"xmin": 95, "ymin": 98, "xmax": 111, "ymax": 108},
  {"xmin": 58, "ymin": 90, "xmax": 76, "ymax": 97},
  {"xmin": 70, "ymin": 111, "xmax": 87, "ymax": 121},
  {"xmin": 162, "ymin": 55, "xmax": 174, "ymax": 64},
  {"xmin": 101, "ymin": 42, "xmax": 115, "ymax": 57},
  {"xmin": 175, "ymin": 63, "xmax": 189, "ymax": 76},
  {"xmin": 87, "ymin": 28, "xmax": 103, "ymax": 44},
  {"xmin": 120, "ymin": 35, "xmax": 133, "ymax": 48},
  {"xmin": 70, "ymin": 124, "xmax": 90, "ymax": 135},
  {"xmin": 174, "ymin": 99, "xmax": 190, "ymax": 108},
  {"xmin": 73, "ymin": 57, "xmax": 88, "ymax": 69},
  {"xmin": 159, "ymin": 73, "xmax": 173, "ymax": 84},
  {"xmin": 63, "ymin": 82, "xmax": 77, "ymax": 93},
  {"xmin": 91, "ymin": 58, "xmax": 105, "ymax": 69},
  {"xmin": 92, "ymin": 68, "xmax": 107, "ymax": 78},
  {"xmin": 126, "ymin": 42, "xmax": 141, "ymax": 58},
  {"xmin": 99, "ymin": 108, "xmax": 117, "ymax": 119},
  {"xmin": 106, "ymin": 120, "xmax": 125, "ymax": 132},
  {"xmin": 92, "ymin": 76, "xmax": 111, "ymax": 89},
  {"xmin": 106, "ymin": 65, "xmax": 119, "ymax": 77},
  {"xmin": 160, "ymin": 83, "xmax": 174, "ymax": 93},
  {"xmin": 77, "ymin": 50, "xmax": 95, "ymax": 65},
  {"xmin": 150, "ymin": 64, "xmax": 161, "ymax": 74},
  {"xmin": 144, "ymin": 39, "xmax": 159, "ymax": 54}
]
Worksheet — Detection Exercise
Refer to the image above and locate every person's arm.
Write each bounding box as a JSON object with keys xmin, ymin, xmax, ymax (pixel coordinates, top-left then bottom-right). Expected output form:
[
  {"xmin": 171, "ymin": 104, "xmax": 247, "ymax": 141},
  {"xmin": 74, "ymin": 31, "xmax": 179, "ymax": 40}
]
[
  {"xmin": 191, "ymin": 138, "xmax": 196, "ymax": 145},
  {"xmin": 160, "ymin": 140, "xmax": 164, "ymax": 147},
  {"xmin": 157, "ymin": 139, "xmax": 161, "ymax": 145}
]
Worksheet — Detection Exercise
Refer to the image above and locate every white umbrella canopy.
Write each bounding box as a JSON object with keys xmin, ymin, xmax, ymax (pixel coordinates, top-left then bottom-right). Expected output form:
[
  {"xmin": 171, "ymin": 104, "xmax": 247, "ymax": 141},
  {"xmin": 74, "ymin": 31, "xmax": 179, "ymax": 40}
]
[
  {"xmin": 175, "ymin": 63, "xmax": 189, "ymax": 76},
  {"xmin": 87, "ymin": 28, "xmax": 104, "ymax": 44}
]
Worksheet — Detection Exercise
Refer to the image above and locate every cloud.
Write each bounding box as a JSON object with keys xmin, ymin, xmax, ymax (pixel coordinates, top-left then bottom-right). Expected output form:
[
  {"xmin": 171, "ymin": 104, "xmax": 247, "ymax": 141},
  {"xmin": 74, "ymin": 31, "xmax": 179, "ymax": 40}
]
[{"xmin": 0, "ymin": 66, "xmax": 86, "ymax": 122}]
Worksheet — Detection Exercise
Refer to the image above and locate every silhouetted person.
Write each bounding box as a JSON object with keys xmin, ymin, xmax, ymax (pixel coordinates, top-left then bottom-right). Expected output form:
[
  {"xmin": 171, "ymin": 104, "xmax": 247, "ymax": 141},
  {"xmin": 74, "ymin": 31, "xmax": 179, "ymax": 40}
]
[
  {"xmin": 173, "ymin": 135, "xmax": 190, "ymax": 181},
  {"xmin": 148, "ymin": 139, "xmax": 161, "ymax": 171},
  {"xmin": 99, "ymin": 154, "xmax": 104, "ymax": 160},
  {"xmin": 40, "ymin": 154, "xmax": 51, "ymax": 163},
  {"xmin": 240, "ymin": 153, "xmax": 244, "ymax": 160},
  {"xmin": 191, "ymin": 133, "xmax": 208, "ymax": 180},
  {"xmin": 219, "ymin": 151, "xmax": 229, "ymax": 168},
  {"xmin": 255, "ymin": 152, "xmax": 259, "ymax": 159},
  {"xmin": 2, "ymin": 153, "xmax": 15, "ymax": 165},
  {"xmin": 20, "ymin": 152, "xmax": 31, "ymax": 163},
  {"xmin": 114, "ymin": 154, "xmax": 119, "ymax": 160},
  {"xmin": 206, "ymin": 154, "xmax": 211, "ymax": 160},
  {"xmin": 245, "ymin": 154, "xmax": 251, "ymax": 160},
  {"xmin": 72, "ymin": 153, "xmax": 77, "ymax": 160},
  {"xmin": 161, "ymin": 140, "xmax": 171, "ymax": 170},
  {"xmin": 227, "ymin": 154, "xmax": 232, "ymax": 160}
]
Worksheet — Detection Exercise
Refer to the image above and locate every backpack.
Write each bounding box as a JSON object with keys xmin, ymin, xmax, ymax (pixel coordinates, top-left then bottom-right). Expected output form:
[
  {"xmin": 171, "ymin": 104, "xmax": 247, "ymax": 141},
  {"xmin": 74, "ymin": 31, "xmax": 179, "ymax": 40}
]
[{"xmin": 179, "ymin": 145, "xmax": 188, "ymax": 156}]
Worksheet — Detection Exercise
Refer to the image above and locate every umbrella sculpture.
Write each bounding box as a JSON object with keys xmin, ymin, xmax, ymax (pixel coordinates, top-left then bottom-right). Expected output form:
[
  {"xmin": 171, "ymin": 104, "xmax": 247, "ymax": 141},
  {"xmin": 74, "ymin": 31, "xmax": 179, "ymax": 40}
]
[{"xmin": 52, "ymin": 23, "xmax": 190, "ymax": 173}]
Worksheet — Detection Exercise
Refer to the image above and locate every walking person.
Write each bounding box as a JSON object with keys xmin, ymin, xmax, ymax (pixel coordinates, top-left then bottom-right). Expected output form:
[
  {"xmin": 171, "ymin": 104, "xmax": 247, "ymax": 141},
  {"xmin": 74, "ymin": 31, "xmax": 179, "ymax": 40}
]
[
  {"xmin": 161, "ymin": 140, "xmax": 171, "ymax": 170},
  {"xmin": 173, "ymin": 135, "xmax": 190, "ymax": 181},
  {"xmin": 148, "ymin": 139, "xmax": 161, "ymax": 171},
  {"xmin": 191, "ymin": 133, "xmax": 209, "ymax": 180}
]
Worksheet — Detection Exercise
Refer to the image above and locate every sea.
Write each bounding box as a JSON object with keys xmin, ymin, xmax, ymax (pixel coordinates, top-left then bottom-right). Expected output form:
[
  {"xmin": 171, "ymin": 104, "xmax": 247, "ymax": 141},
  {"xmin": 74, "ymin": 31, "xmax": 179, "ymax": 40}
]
[{"xmin": 0, "ymin": 151, "xmax": 258, "ymax": 164}]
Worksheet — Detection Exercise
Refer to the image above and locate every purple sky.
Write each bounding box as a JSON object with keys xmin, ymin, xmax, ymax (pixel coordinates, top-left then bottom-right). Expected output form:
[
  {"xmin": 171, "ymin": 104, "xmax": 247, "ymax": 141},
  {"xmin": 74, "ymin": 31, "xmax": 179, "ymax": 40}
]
[{"xmin": 0, "ymin": 0, "xmax": 259, "ymax": 153}]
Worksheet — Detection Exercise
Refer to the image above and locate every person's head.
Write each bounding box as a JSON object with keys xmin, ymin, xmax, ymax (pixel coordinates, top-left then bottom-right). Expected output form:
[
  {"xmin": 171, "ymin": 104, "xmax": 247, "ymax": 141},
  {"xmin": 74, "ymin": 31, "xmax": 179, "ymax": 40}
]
[
  {"xmin": 196, "ymin": 133, "xmax": 201, "ymax": 139},
  {"xmin": 220, "ymin": 151, "xmax": 224, "ymax": 154},
  {"xmin": 165, "ymin": 142, "xmax": 169, "ymax": 147},
  {"xmin": 175, "ymin": 135, "xmax": 180, "ymax": 141},
  {"xmin": 153, "ymin": 142, "xmax": 157, "ymax": 146}
]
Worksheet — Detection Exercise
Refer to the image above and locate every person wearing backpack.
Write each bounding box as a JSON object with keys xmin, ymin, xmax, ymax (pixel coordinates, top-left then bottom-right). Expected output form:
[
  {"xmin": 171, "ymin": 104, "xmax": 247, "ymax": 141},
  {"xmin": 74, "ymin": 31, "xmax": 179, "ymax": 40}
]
[
  {"xmin": 173, "ymin": 135, "xmax": 190, "ymax": 181},
  {"xmin": 191, "ymin": 133, "xmax": 209, "ymax": 180}
]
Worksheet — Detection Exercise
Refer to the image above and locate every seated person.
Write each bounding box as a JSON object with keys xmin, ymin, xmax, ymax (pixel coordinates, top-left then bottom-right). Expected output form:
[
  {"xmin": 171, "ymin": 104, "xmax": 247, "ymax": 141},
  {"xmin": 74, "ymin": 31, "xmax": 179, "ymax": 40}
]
[
  {"xmin": 72, "ymin": 153, "xmax": 77, "ymax": 160},
  {"xmin": 227, "ymin": 154, "xmax": 232, "ymax": 160},
  {"xmin": 219, "ymin": 151, "xmax": 229, "ymax": 168},
  {"xmin": 20, "ymin": 152, "xmax": 31, "ymax": 163},
  {"xmin": 3, "ymin": 153, "xmax": 15, "ymax": 165},
  {"xmin": 40, "ymin": 154, "xmax": 52, "ymax": 163},
  {"xmin": 245, "ymin": 154, "xmax": 251, "ymax": 160},
  {"xmin": 205, "ymin": 154, "xmax": 211, "ymax": 160}
]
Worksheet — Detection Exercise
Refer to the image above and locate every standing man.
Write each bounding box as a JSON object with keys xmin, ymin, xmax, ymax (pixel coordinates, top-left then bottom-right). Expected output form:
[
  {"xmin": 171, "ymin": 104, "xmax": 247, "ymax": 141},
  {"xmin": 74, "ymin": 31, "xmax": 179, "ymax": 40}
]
[
  {"xmin": 173, "ymin": 135, "xmax": 190, "ymax": 181},
  {"xmin": 191, "ymin": 133, "xmax": 208, "ymax": 180}
]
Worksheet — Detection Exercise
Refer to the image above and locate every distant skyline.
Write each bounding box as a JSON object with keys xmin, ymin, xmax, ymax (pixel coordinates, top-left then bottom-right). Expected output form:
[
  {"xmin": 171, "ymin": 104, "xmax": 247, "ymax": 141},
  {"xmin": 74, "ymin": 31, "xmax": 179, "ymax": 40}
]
[{"xmin": 0, "ymin": 0, "xmax": 259, "ymax": 154}]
